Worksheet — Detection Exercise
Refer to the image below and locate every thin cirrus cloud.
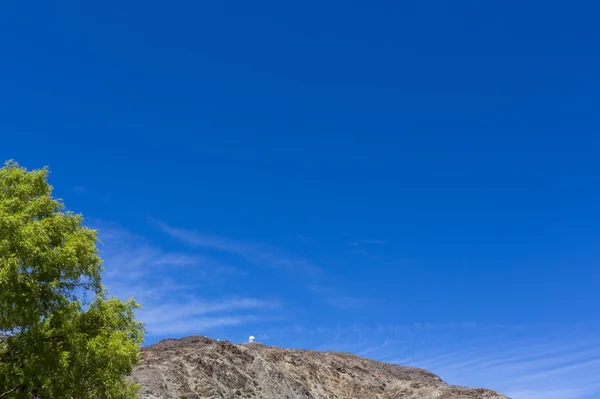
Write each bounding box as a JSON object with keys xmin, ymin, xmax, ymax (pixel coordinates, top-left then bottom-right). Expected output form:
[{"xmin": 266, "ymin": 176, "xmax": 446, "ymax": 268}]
[
  {"xmin": 273, "ymin": 322, "xmax": 600, "ymax": 399},
  {"xmin": 153, "ymin": 222, "xmax": 381, "ymax": 312},
  {"xmin": 254, "ymin": 322, "xmax": 600, "ymax": 399},
  {"xmin": 140, "ymin": 298, "xmax": 276, "ymax": 336},
  {"xmin": 148, "ymin": 316, "xmax": 257, "ymax": 336},
  {"xmin": 94, "ymin": 220, "xmax": 203, "ymax": 280},
  {"xmin": 153, "ymin": 221, "xmax": 384, "ymax": 311},
  {"xmin": 91, "ymin": 220, "xmax": 275, "ymax": 337},
  {"xmin": 87, "ymin": 220, "xmax": 600, "ymax": 398},
  {"xmin": 153, "ymin": 220, "xmax": 322, "ymax": 275}
]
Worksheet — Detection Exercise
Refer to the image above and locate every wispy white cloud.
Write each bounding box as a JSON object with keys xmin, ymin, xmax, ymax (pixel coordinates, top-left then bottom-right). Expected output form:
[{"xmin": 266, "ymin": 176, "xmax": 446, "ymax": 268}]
[
  {"xmin": 91, "ymin": 221, "xmax": 600, "ymax": 399},
  {"xmin": 149, "ymin": 316, "xmax": 257, "ymax": 335},
  {"xmin": 154, "ymin": 220, "xmax": 322, "ymax": 275},
  {"xmin": 96, "ymin": 221, "xmax": 241, "ymax": 283},
  {"xmin": 260, "ymin": 322, "xmax": 600, "ymax": 399},
  {"xmin": 152, "ymin": 221, "xmax": 387, "ymax": 313},
  {"xmin": 141, "ymin": 298, "xmax": 275, "ymax": 336},
  {"xmin": 142, "ymin": 298, "xmax": 275, "ymax": 322},
  {"xmin": 96, "ymin": 222, "xmax": 205, "ymax": 281},
  {"xmin": 152, "ymin": 253, "xmax": 200, "ymax": 266},
  {"xmin": 91, "ymin": 220, "xmax": 275, "ymax": 337},
  {"xmin": 392, "ymin": 324, "xmax": 600, "ymax": 399}
]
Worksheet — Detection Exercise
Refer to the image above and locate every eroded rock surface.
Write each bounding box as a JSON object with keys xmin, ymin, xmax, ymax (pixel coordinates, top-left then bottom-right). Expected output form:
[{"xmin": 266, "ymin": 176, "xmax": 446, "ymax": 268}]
[{"xmin": 131, "ymin": 336, "xmax": 509, "ymax": 399}]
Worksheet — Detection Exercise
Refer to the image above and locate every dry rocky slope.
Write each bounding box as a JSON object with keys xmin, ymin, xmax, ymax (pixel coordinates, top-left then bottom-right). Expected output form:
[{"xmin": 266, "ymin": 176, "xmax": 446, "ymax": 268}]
[{"xmin": 131, "ymin": 336, "xmax": 509, "ymax": 399}]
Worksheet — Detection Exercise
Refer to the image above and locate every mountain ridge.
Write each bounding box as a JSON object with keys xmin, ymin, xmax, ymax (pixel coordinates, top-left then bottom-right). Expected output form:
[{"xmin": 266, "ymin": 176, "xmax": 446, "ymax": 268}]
[{"xmin": 131, "ymin": 335, "xmax": 509, "ymax": 399}]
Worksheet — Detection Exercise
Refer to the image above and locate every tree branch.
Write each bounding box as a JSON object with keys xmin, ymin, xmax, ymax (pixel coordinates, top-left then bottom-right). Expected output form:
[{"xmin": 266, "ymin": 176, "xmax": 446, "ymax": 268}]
[{"xmin": 0, "ymin": 384, "xmax": 24, "ymax": 398}]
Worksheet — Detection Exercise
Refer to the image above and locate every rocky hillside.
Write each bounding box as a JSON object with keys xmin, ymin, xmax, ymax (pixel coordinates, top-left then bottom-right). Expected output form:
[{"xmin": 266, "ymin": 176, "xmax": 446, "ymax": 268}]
[{"xmin": 131, "ymin": 336, "xmax": 509, "ymax": 399}]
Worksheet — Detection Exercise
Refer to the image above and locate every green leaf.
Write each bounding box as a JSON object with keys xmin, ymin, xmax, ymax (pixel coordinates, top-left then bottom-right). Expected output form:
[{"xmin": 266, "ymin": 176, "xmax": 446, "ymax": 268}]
[{"xmin": 0, "ymin": 160, "xmax": 144, "ymax": 398}]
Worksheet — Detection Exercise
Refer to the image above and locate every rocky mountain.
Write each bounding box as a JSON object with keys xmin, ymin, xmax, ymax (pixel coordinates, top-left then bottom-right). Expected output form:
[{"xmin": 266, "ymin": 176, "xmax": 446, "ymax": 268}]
[{"xmin": 131, "ymin": 336, "xmax": 509, "ymax": 399}]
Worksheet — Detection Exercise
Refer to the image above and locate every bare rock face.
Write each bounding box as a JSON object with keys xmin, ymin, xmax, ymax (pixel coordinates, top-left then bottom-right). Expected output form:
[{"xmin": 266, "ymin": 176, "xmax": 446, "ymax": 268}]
[{"xmin": 131, "ymin": 336, "xmax": 509, "ymax": 399}]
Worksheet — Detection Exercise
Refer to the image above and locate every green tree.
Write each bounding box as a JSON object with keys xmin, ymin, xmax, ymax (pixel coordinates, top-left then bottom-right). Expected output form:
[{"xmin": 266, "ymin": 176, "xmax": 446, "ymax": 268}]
[{"xmin": 0, "ymin": 160, "xmax": 144, "ymax": 398}]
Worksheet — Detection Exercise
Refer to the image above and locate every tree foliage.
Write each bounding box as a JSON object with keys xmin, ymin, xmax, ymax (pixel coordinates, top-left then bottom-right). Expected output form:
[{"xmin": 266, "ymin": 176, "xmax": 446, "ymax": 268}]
[{"xmin": 0, "ymin": 161, "xmax": 144, "ymax": 398}]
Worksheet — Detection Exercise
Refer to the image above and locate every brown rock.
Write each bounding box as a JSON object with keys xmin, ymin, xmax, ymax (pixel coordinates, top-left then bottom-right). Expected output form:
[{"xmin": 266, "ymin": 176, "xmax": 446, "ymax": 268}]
[{"xmin": 130, "ymin": 336, "xmax": 509, "ymax": 399}]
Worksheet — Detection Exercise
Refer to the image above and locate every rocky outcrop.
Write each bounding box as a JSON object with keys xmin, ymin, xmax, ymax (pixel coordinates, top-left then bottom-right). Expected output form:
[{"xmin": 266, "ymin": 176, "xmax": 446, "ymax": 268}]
[{"xmin": 130, "ymin": 336, "xmax": 509, "ymax": 399}]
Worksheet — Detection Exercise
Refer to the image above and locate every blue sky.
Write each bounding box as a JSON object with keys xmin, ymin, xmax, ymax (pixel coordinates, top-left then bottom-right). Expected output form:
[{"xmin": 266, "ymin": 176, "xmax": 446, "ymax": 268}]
[{"xmin": 2, "ymin": 1, "xmax": 599, "ymax": 398}]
